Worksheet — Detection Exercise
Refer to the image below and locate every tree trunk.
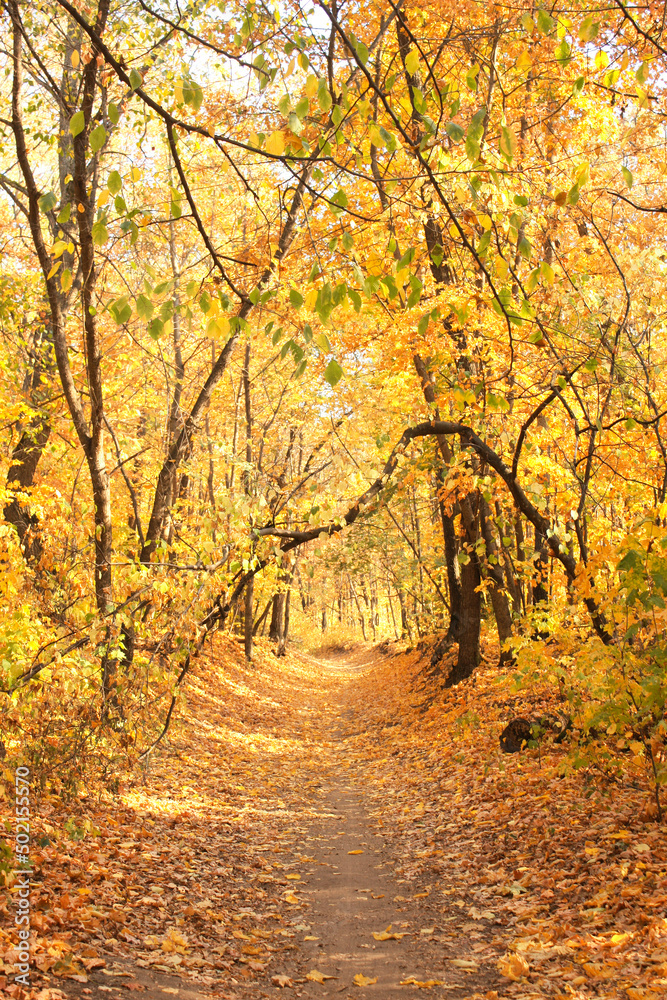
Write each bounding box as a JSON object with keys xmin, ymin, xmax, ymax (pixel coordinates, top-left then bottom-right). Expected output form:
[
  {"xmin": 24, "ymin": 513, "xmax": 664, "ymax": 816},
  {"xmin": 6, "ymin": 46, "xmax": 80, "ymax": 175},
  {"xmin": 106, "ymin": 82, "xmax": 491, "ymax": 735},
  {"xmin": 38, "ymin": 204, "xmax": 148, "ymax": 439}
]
[
  {"xmin": 447, "ymin": 495, "xmax": 481, "ymax": 686},
  {"xmin": 4, "ymin": 313, "xmax": 53, "ymax": 561},
  {"xmin": 269, "ymin": 592, "xmax": 285, "ymax": 641},
  {"xmin": 440, "ymin": 500, "xmax": 462, "ymax": 640},
  {"xmin": 278, "ymin": 587, "xmax": 291, "ymax": 656},
  {"xmin": 479, "ymin": 496, "xmax": 514, "ymax": 665},
  {"xmin": 533, "ymin": 523, "xmax": 550, "ymax": 604},
  {"xmin": 244, "ymin": 575, "xmax": 254, "ymax": 661}
]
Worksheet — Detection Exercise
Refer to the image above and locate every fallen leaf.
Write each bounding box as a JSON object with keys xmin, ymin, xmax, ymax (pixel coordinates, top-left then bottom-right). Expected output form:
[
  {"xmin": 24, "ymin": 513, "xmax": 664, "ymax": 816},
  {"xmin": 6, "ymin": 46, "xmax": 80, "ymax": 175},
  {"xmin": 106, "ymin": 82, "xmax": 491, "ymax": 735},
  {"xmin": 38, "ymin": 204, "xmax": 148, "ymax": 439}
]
[
  {"xmin": 399, "ymin": 978, "xmax": 443, "ymax": 988},
  {"xmin": 348, "ymin": 849, "xmax": 364, "ymax": 855},
  {"xmin": 286, "ymin": 873, "xmax": 301, "ymax": 880},
  {"xmin": 372, "ymin": 924, "xmax": 408, "ymax": 941},
  {"xmin": 271, "ymin": 974, "xmax": 293, "ymax": 988},
  {"xmin": 498, "ymin": 954, "xmax": 530, "ymax": 980},
  {"xmin": 353, "ymin": 974, "xmax": 378, "ymax": 986},
  {"xmin": 284, "ymin": 892, "xmax": 300, "ymax": 904},
  {"xmin": 449, "ymin": 959, "xmax": 479, "ymax": 970},
  {"xmin": 306, "ymin": 969, "xmax": 336, "ymax": 983}
]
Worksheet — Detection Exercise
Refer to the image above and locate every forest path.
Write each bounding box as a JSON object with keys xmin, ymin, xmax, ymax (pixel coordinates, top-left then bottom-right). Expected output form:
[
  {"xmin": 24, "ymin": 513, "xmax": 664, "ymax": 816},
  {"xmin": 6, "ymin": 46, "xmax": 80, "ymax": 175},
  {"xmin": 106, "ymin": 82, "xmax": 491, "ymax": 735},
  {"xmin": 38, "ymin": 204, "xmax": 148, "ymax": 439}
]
[
  {"xmin": 248, "ymin": 647, "xmax": 501, "ymax": 999},
  {"xmin": 47, "ymin": 639, "xmax": 505, "ymax": 1000}
]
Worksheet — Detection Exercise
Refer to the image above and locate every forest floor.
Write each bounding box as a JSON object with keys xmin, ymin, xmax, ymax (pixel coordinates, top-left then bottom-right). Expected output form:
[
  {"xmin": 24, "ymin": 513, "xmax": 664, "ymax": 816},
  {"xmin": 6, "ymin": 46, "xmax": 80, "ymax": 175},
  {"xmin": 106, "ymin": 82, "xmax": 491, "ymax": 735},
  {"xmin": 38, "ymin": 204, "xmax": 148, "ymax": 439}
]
[{"xmin": 2, "ymin": 636, "xmax": 667, "ymax": 1000}]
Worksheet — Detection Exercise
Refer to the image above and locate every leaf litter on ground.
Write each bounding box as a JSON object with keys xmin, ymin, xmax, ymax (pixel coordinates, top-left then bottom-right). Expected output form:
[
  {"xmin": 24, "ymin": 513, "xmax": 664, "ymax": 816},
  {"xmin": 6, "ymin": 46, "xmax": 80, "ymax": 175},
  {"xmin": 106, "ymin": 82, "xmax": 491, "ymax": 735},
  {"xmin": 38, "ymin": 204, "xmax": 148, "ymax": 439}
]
[{"xmin": 1, "ymin": 633, "xmax": 666, "ymax": 1000}]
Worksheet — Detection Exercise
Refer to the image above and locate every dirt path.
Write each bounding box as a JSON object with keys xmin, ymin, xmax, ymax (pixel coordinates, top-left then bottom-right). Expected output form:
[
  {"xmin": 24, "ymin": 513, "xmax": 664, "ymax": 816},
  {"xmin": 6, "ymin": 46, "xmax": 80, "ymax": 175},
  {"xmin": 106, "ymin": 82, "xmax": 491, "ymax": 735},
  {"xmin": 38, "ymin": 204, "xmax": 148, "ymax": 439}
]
[
  {"xmin": 266, "ymin": 655, "xmax": 500, "ymax": 999},
  {"xmin": 26, "ymin": 635, "xmax": 667, "ymax": 1000},
  {"xmin": 42, "ymin": 642, "xmax": 500, "ymax": 1000}
]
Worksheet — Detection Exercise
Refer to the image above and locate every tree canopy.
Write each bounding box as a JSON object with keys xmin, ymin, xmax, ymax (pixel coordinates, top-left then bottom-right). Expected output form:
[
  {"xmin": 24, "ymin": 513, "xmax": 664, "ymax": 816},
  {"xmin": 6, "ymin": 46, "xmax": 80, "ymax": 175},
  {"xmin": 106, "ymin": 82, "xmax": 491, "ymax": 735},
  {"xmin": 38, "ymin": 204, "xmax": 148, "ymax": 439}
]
[{"xmin": 0, "ymin": 0, "xmax": 666, "ymax": 802}]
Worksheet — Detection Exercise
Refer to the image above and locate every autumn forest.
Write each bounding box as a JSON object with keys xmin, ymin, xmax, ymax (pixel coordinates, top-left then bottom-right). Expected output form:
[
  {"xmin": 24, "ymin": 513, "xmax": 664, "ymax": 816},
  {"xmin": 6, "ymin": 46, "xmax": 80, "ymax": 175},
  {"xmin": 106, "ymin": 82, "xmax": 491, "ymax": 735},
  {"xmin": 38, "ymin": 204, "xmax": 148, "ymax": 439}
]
[{"xmin": 1, "ymin": 0, "xmax": 667, "ymax": 997}]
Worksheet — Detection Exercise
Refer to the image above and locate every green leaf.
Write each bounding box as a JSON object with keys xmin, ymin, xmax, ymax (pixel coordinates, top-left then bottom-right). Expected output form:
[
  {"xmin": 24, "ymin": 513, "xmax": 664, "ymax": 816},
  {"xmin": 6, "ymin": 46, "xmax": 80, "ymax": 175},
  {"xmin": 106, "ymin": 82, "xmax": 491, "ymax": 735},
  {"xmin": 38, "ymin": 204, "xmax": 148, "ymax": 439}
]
[
  {"xmin": 622, "ymin": 165, "xmax": 633, "ymax": 189},
  {"xmin": 465, "ymin": 106, "xmax": 486, "ymax": 161},
  {"xmin": 317, "ymin": 79, "xmax": 332, "ymax": 112},
  {"xmin": 295, "ymin": 96, "xmax": 309, "ymax": 119},
  {"xmin": 353, "ymin": 38, "xmax": 369, "ymax": 65},
  {"xmin": 566, "ymin": 183, "xmax": 580, "ymax": 205},
  {"xmin": 573, "ymin": 76, "xmax": 585, "ymax": 95},
  {"xmin": 136, "ymin": 293, "xmax": 154, "ymax": 320},
  {"xmin": 324, "ymin": 358, "xmax": 343, "ymax": 387},
  {"xmin": 289, "ymin": 288, "xmax": 304, "ymax": 308},
  {"xmin": 499, "ymin": 125, "xmax": 517, "ymax": 161},
  {"xmin": 579, "ymin": 16, "xmax": 599, "ymax": 42},
  {"xmin": 90, "ymin": 221, "xmax": 108, "ymax": 246},
  {"xmin": 38, "ymin": 191, "xmax": 58, "ymax": 214},
  {"xmin": 108, "ymin": 102, "xmax": 120, "ymax": 126},
  {"xmin": 536, "ymin": 9, "xmax": 553, "ymax": 34},
  {"xmin": 148, "ymin": 318, "xmax": 164, "ymax": 340},
  {"xmin": 108, "ymin": 170, "xmax": 122, "ymax": 195},
  {"xmin": 617, "ymin": 550, "xmax": 639, "ymax": 572},
  {"xmin": 518, "ymin": 236, "xmax": 532, "ymax": 259},
  {"xmin": 312, "ymin": 333, "xmax": 330, "ymax": 353},
  {"xmin": 69, "ymin": 110, "xmax": 85, "ymax": 137},
  {"xmin": 57, "ymin": 202, "xmax": 71, "ymax": 223},
  {"xmin": 397, "ymin": 247, "xmax": 415, "ymax": 270},
  {"xmin": 190, "ymin": 81, "xmax": 203, "ymax": 111},
  {"xmin": 129, "ymin": 67, "xmax": 143, "ymax": 91},
  {"xmin": 89, "ymin": 124, "xmax": 107, "ymax": 153},
  {"xmin": 555, "ymin": 39, "xmax": 571, "ymax": 66},
  {"xmin": 636, "ymin": 61, "xmax": 649, "ymax": 85},
  {"xmin": 342, "ymin": 231, "xmax": 354, "ymax": 251},
  {"xmin": 477, "ymin": 230, "xmax": 491, "ymax": 254},
  {"xmin": 445, "ymin": 121, "xmax": 464, "ymax": 143}
]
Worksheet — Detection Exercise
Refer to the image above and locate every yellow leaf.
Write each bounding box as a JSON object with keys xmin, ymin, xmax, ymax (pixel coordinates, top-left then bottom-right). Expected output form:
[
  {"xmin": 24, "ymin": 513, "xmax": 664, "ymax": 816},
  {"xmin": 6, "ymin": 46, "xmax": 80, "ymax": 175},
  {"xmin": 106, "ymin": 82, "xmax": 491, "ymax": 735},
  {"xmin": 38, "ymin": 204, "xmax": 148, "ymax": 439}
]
[
  {"xmin": 47, "ymin": 261, "xmax": 61, "ymax": 280},
  {"xmin": 98, "ymin": 189, "xmax": 110, "ymax": 207},
  {"xmin": 305, "ymin": 74, "xmax": 318, "ymax": 98},
  {"xmin": 304, "ymin": 936, "xmax": 319, "ymax": 941},
  {"xmin": 353, "ymin": 974, "xmax": 378, "ymax": 986},
  {"xmin": 348, "ymin": 849, "xmax": 364, "ymax": 855},
  {"xmin": 131, "ymin": 167, "xmax": 142, "ymax": 181},
  {"xmin": 283, "ymin": 892, "xmax": 300, "ymax": 904},
  {"xmin": 306, "ymin": 969, "xmax": 336, "ymax": 983},
  {"xmin": 450, "ymin": 959, "xmax": 479, "ymax": 970},
  {"xmin": 174, "ymin": 81, "xmax": 184, "ymax": 103},
  {"xmin": 71, "ymin": 50, "xmax": 80, "ymax": 69},
  {"xmin": 286, "ymin": 873, "xmax": 301, "ymax": 880},
  {"xmin": 372, "ymin": 925, "xmax": 407, "ymax": 941},
  {"xmin": 516, "ymin": 49, "xmax": 531, "ymax": 72},
  {"xmin": 399, "ymin": 978, "xmax": 443, "ymax": 988},
  {"xmin": 498, "ymin": 954, "xmax": 529, "ymax": 980},
  {"xmin": 265, "ymin": 130, "xmax": 285, "ymax": 156}
]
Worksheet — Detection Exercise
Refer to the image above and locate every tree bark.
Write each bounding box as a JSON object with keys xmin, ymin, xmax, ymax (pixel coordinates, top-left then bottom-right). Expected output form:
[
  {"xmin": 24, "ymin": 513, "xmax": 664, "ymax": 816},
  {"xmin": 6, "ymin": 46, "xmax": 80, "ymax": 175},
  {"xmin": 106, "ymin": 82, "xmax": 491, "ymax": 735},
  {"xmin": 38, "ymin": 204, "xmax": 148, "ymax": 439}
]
[
  {"xmin": 447, "ymin": 495, "xmax": 481, "ymax": 686},
  {"xmin": 269, "ymin": 592, "xmax": 285, "ymax": 642},
  {"xmin": 479, "ymin": 496, "xmax": 514, "ymax": 665},
  {"xmin": 244, "ymin": 575, "xmax": 254, "ymax": 661},
  {"xmin": 4, "ymin": 317, "xmax": 53, "ymax": 561}
]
